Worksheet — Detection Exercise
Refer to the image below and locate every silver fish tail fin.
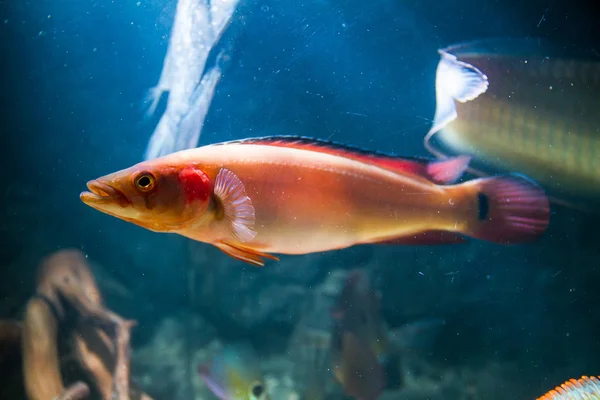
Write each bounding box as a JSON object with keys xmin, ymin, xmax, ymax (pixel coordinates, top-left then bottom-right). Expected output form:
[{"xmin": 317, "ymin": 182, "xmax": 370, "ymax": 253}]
[{"xmin": 429, "ymin": 50, "xmax": 489, "ymax": 135}]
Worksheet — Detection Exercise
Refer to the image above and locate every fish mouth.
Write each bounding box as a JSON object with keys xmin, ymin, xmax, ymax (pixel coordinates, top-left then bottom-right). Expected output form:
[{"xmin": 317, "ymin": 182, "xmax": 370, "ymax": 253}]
[{"xmin": 80, "ymin": 180, "xmax": 130, "ymax": 208}]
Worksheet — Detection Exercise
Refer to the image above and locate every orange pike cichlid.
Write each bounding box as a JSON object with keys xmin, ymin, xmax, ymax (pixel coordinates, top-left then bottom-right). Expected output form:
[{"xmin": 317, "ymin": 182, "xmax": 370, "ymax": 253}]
[{"xmin": 80, "ymin": 136, "xmax": 550, "ymax": 266}]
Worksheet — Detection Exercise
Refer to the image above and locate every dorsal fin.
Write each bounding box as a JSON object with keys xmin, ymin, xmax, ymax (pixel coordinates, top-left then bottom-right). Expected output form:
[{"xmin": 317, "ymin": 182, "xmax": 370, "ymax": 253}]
[{"xmin": 213, "ymin": 136, "xmax": 469, "ymax": 184}]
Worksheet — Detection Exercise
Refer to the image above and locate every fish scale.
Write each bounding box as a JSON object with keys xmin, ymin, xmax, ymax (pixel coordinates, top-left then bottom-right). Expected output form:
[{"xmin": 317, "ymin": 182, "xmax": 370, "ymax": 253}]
[{"xmin": 452, "ymin": 97, "xmax": 600, "ymax": 181}]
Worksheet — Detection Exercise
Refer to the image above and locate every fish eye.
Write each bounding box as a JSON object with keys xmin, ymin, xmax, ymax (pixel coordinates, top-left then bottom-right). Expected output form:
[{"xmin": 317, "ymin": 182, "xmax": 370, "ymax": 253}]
[
  {"xmin": 134, "ymin": 172, "xmax": 156, "ymax": 192},
  {"xmin": 249, "ymin": 381, "xmax": 265, "ymax": 400}
]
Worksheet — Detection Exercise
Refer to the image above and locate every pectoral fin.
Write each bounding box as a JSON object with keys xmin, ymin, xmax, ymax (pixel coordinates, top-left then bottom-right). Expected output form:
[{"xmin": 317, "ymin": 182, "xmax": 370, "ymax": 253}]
[
  {"xmin": 217, "ymin": 241, "xmax": 279, "ymax": 267},
  {"xmin": 213, "ymin": 168, "xmax": 257, "ymax": 243}
]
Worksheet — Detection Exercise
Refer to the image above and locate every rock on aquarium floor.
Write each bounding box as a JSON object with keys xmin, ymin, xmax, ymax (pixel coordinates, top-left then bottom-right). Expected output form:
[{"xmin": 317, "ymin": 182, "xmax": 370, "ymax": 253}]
[
  {"xmin": 130, "ymin": 290, "xmax": 532, "ymax": 400},
  {"xmin": 132, "ymin": 315, "xmax": 527, "ymax": 400}
]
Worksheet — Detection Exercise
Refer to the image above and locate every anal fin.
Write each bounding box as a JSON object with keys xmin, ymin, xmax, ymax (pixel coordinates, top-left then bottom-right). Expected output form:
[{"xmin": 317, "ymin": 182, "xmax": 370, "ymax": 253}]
[
  {"xmin": 373, "ymin": 230, "xmax": 467, "ymax": 245},
  {"xmin": 218, "ymin": 241, "xmax": 279, "ymax": 267}
]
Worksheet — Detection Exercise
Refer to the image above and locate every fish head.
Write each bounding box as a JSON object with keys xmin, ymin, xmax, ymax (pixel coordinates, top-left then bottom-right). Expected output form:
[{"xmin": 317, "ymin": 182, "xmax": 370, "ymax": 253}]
[
  {"xmin": 199, "ymin": 344, "xmax": 269, "ymax": 400},
  {"xmin": 80, "ymin": 160, "xmax": 213, "ymax": 232}
]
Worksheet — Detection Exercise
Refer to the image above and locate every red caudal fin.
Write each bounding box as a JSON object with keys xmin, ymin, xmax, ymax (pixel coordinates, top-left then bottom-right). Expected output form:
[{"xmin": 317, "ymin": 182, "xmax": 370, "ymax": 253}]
[{"xmin": 459, "ymin": 174, "xmax": 550, "ymax": 244}]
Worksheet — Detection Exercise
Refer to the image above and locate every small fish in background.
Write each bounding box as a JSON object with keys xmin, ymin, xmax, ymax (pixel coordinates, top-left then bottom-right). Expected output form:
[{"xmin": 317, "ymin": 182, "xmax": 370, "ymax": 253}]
[
  {"xmin": 537, "ymin": 376, "xmax": 600, "ymax": 399},
  {"xmin": 331, "ymin": 270, "xmax": 388, "ymax": 362},
  {"xmin": 198, "ymin": 342, "xmax": 269, "ymax": 400},
  {"xmin": 332, "ymin": 270, "xmax": 444, "ymax": 363},
  {"xmin": 330, "ymin": 270, "xmax": 445, "ymax": 400},
  {"xmin": 426, "ymin": 37, "xmax": 600, "ymax": 212},
  {"xmin": 330, "ymin": 328, "xmax": 385, "ymax": 400},
  {"xmin": 80, "ymin": 136, "xmax": 550, "ymax": 267}
]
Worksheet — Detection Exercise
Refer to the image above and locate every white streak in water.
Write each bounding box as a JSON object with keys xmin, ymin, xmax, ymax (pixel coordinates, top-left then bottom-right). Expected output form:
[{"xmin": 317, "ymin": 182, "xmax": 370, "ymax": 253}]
[{"xmin": 144, "ymin": 0, "xmax": 240, "ymax": 160}]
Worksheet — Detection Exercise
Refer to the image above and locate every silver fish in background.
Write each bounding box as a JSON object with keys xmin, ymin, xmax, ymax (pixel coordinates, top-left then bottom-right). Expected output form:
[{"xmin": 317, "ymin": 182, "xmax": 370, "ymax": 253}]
[
  {"xmin": 425, "ymin": 38, "xmax": 600, "ymax": 212},
  {"xmin": 144, "ymin": 0, "xmax": 240, "ymax": 160}
]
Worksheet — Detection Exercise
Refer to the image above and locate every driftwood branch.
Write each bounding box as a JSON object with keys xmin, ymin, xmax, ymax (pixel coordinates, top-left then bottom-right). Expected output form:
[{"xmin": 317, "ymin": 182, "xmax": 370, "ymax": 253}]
[
  {"xmin": 56, "ymin": 382, "xmax": 90, "ymax": 400},
  {"xmin": 22, "ymin": 297, "xmax": 64, "ymax": 399},
  {"xmin": 18, "ymin": 248, "xmax": 153, "ymax": 400}
]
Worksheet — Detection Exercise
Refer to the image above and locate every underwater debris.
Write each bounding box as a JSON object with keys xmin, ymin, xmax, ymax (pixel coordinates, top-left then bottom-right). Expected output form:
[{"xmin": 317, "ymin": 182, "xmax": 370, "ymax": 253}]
[{"xmin": 144, "ymin": 0, "xmax": 240, "ymax": 160}]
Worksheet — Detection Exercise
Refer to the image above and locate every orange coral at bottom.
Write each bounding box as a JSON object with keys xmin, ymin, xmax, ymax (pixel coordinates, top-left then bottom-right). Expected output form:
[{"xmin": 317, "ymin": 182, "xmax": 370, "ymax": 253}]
[{"xmin": 537, "ymin": 376, "xmax": 600, "ymax": 400}]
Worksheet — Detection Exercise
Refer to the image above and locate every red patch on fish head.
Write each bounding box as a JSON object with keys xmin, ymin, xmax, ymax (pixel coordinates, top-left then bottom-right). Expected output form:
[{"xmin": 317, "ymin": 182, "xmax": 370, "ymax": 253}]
[{"xmin": 179, "ymin": 167, "xmax": 212, "ymax": 205}]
